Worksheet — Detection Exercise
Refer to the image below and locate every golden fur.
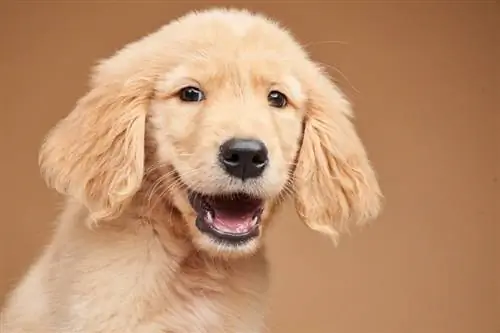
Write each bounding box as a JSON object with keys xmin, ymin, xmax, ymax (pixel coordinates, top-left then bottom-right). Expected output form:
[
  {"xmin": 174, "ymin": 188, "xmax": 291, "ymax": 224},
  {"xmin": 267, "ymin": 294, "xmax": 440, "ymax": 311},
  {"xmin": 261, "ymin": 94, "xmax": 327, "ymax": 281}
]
[{"xmin": 1, "ymin": 8, "xmax": 382, "ymax": 333}]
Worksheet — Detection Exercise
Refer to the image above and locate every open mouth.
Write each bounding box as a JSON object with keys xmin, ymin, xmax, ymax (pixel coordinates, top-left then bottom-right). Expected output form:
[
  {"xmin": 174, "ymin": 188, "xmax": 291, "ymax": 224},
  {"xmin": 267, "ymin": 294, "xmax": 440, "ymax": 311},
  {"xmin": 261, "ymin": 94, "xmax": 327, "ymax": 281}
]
[{"xmin": 188, "ymin": 191, "xmax": 264, "ymax": 244}]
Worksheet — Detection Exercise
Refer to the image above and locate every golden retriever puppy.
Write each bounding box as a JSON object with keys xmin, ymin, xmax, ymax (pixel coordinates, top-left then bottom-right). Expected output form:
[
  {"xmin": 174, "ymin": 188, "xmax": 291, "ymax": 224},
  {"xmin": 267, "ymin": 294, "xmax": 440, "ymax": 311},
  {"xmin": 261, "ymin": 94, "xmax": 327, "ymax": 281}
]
[{"xmin": 1, "ymin": 8, "xmax": 382, "ymax": 333}]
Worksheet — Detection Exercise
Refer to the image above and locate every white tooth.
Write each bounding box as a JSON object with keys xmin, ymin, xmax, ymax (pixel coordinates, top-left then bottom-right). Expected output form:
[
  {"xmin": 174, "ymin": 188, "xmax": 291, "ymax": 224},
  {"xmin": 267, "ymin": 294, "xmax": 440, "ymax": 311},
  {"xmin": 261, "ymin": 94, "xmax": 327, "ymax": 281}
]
[
  {"xmin": 216, "ymin": 224, "xmax": 230, "ymax": 233},
  {"xmin": 251, "ymin": 216, "xmax": 259, "ymax": 226},
  {"xmin": 205, "ymin": 211, "xmax": 214, "ymax": 224}
]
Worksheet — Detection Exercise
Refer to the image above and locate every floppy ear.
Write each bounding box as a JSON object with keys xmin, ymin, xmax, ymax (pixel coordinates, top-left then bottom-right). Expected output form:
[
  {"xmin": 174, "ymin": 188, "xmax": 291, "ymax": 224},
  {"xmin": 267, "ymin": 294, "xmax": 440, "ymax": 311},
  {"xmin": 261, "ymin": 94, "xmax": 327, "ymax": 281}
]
[
  {"xmin": 39, "ymin": 81, "xmax": 148, "ymax": 223},
  {"xmin": 294, "ymin": 67, "xmax": 382, "ymax": 243}
]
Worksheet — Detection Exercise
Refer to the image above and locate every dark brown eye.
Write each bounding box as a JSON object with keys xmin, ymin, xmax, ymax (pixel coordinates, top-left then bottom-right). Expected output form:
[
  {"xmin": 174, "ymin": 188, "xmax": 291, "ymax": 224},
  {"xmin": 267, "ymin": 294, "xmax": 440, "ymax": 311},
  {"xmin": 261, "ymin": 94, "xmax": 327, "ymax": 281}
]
[
  {"xmin": 268, "ymin": 90, "xmax": 288, "ymax": 108},
  {"xmin": 179, "ymin": 86, "xmax": 205, "ymax": 102}
]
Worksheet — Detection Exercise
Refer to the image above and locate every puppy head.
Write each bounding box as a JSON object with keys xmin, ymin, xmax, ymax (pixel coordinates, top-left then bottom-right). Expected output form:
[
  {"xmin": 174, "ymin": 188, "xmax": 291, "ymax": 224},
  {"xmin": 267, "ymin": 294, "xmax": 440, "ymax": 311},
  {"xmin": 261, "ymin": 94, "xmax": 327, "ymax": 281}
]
[{"xmin": 39, "ymin": 9, "xmax": 382, "ymax": 258}]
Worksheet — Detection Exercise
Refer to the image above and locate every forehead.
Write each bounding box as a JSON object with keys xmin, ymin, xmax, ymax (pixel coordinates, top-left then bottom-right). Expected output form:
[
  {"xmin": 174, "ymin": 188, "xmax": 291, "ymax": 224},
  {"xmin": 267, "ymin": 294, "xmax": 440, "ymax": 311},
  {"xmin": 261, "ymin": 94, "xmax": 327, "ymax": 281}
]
[
  {"xmin": 156, "ymin": 54, "xmax": 304, "ymax": 105},
  {"xmin": 176, "ymin": 51, "xmax": 294, "ymax": 82},
  {"xmin": 154, "ymin": 14, "xmax": 308, "ymax": 99}
]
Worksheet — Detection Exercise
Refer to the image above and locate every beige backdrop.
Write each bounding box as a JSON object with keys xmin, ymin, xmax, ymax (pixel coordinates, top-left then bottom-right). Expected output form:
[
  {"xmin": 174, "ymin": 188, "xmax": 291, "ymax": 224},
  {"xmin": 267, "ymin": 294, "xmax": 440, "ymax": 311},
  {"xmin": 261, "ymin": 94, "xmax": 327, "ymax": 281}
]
[{"xmin": 0, "ymin": 2, "xmax": 498, "ymax": 333}]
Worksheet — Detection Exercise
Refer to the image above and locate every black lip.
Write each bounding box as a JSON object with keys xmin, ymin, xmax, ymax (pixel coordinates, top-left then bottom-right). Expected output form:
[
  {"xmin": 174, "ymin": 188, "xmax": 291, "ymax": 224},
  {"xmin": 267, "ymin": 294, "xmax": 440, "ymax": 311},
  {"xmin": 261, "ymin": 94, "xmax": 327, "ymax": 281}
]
[{"xmin": 188, "ymin": 190, "xmax": 263, "ymax": 245}]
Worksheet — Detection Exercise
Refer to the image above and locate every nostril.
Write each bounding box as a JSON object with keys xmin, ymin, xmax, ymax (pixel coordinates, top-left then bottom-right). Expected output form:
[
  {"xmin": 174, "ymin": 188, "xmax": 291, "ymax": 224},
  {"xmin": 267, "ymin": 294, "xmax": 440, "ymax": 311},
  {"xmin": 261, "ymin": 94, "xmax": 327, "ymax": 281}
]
[
  {"xmin": 251, "ymin": 154, "xmax": 267, "ymax": 168},
  {"xmin": 224, "ymin": 152, "xmax": 240, "ymax": 166}
]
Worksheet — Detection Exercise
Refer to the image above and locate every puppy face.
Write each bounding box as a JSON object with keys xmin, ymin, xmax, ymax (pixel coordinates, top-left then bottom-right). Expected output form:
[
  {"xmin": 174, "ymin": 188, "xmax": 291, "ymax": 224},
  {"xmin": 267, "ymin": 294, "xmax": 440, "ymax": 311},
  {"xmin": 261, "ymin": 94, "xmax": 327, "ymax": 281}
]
[
  {"xmin": 39, "ymin": 9, "xmax": 382, "ymax": 259},
  {"xmin": 149, "ymin": 52, "xmax": 305, "ymax": 255}
]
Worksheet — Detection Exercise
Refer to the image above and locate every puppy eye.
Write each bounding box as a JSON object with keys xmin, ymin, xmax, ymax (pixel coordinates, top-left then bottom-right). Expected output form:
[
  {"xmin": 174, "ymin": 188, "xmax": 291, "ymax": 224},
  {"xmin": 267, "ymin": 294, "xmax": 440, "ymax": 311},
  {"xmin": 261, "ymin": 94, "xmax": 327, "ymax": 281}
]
[
  {"xmin": 179, "ymin": 86, "xmax": 205, "ymax": 102},
  {"xmin": 268, "ymin": 90, "xmax": 288, "ymax": 108}
]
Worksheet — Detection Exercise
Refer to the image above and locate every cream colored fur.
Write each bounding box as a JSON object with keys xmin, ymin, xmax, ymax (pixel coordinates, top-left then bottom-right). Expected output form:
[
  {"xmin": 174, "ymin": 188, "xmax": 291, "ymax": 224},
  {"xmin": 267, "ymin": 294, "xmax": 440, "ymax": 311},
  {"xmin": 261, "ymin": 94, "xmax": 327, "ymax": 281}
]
[{"xmin": 1, "ymin": 8, "xmax": 382, "ymax": 333}]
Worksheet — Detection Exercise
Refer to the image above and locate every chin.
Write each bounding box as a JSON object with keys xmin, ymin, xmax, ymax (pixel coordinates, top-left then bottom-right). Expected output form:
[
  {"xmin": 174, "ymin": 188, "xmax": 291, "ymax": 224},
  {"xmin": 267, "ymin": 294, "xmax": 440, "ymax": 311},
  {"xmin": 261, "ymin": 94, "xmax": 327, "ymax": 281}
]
[{"xmin": 186, "ymin": 190, "xmax": 268, "ymax": 258}]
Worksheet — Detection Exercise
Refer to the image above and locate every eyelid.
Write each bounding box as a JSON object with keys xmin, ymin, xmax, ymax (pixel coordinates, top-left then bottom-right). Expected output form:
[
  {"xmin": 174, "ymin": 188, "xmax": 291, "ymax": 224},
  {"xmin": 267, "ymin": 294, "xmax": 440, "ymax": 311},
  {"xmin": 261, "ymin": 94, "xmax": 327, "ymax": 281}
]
[
  {"xmin": 173, "ymin": 80, "xmax": 202, "ymax": 94},
  {"xmin": 155, "ymin": 79, "xmax": 202, "ymax": 100},
  {"xmin": 269, "ymin": 86, "xmax": 298, "ymax": 108},
  {"xmin": 176, "ymin": 85, "xmax": 202, "ymax": 95}
]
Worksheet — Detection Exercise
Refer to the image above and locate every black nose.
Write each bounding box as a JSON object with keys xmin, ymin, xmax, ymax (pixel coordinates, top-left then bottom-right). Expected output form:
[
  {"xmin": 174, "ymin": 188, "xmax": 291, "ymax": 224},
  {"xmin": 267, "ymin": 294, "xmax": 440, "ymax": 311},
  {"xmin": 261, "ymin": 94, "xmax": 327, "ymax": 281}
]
[{"xmin": 219, "ymin": 138, "xmax": 269, "ymax": 180}]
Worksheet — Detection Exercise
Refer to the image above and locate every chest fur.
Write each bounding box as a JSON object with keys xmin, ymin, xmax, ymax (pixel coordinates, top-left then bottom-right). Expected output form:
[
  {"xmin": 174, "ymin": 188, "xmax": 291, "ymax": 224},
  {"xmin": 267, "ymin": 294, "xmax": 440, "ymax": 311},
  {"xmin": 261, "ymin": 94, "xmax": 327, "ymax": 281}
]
[{"xmin": 59, "ymin": 248, "xmax": 270, "ymax": 333}]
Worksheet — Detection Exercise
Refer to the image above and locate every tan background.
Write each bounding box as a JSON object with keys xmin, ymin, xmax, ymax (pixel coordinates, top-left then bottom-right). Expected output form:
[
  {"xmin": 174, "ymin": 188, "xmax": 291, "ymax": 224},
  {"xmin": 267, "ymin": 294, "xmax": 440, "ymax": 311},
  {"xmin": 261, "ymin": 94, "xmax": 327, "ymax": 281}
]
[{"xmin": 0, "ymin": 2, "xmax": 498, "ymax": 333}]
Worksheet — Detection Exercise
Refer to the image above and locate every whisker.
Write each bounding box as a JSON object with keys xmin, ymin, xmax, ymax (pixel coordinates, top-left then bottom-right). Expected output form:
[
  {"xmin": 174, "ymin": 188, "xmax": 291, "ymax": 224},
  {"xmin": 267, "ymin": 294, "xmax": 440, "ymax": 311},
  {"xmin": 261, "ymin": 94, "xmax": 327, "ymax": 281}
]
[
  {"xmin": 140, "ymin": 168, "xmax": 200, "ymax": 217},
  {"xmin": 316, "ymin": 60, "xmax": 360, "ymax": 94},
  {"xmin": 301, "ymin": 40, "xmax": 349, "ymax": 49}
]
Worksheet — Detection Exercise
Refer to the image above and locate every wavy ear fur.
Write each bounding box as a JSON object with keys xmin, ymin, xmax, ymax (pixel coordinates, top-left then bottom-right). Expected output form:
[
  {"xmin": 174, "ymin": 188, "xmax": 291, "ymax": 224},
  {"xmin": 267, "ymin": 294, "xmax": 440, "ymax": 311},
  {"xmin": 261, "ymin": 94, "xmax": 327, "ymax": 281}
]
[
  {"xmin": 294, "ymin": 67, "xmax": 382, "ymax": 243},
  {"xmin": 39, "ymin": 80, "xmax": 148, "ymax": 223}
]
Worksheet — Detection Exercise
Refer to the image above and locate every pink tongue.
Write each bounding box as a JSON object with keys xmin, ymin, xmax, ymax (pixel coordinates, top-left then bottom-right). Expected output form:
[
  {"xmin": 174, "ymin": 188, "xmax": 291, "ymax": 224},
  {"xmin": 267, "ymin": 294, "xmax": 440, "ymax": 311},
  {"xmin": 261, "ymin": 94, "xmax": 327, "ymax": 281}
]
[{"xmin": 213, "ymin": 210, "xmax": 254, "ymax": 233}]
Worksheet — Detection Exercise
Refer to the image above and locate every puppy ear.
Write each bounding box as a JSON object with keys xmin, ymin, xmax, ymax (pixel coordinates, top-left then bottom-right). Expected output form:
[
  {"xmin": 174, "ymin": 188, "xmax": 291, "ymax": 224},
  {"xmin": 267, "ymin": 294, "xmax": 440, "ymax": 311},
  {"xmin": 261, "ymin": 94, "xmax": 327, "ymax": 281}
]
[
  {"xmin": 294, "ymin": 67, "xmax": 382, "ymax": 243},
  {"xmin": 39, "ymin": 81, "xmax": 148, "ymax": 223}
]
